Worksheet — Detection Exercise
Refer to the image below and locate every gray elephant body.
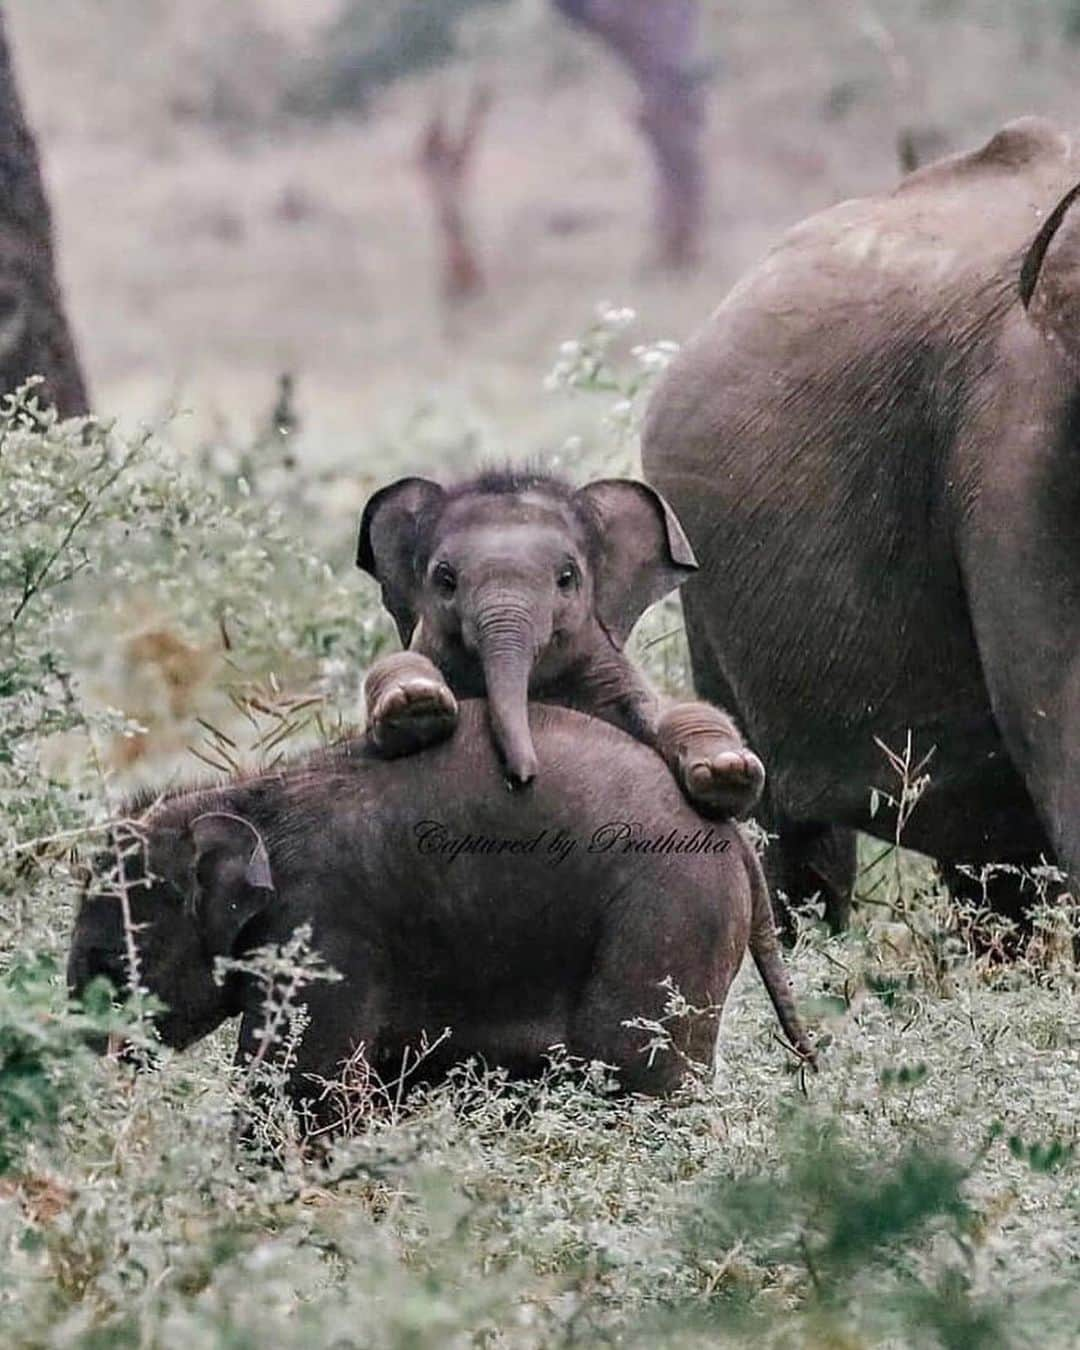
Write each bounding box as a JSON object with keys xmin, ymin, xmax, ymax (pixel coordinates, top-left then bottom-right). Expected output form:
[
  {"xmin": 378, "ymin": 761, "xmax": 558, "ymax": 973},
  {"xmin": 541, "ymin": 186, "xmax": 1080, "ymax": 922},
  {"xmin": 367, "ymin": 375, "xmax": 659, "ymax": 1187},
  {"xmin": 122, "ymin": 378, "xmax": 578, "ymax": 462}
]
[
  {"xmin": 643, "ymin": 118, "xmax": 1080, "ymax": 922},
  {"xmin": 68, "ymin": 703, "xmax": 812, "ymax": 1124}
]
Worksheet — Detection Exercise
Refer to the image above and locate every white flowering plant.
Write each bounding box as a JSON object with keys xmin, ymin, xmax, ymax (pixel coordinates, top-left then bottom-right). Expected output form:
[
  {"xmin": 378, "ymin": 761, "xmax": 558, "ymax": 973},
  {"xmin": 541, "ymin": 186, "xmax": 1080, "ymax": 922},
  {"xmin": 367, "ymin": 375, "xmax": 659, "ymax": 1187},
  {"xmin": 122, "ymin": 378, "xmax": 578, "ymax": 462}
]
[{"xmin": 545, "ymin": 301, "xmax": 681, "ymax": 453}]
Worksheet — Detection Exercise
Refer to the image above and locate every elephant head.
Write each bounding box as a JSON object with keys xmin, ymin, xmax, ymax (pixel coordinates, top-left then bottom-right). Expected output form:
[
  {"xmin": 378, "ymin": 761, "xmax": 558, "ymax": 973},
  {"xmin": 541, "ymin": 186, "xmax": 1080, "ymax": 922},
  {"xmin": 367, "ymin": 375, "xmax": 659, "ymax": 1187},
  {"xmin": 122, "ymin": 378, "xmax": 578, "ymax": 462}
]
[
  {"xmin": 67, "ymin": 812, "xmax": 275, "ymax": 1048},
  {"xmin": 357, "ymin": 470, "xmax": 697, "ymax": 783}
]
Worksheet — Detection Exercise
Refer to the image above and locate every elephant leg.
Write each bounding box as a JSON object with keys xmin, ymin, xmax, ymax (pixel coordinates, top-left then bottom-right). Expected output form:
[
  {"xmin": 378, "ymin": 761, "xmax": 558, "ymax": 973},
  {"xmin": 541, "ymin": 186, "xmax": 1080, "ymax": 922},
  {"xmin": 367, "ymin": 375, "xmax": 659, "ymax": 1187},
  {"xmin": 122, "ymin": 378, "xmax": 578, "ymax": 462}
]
[
  {"xmin": 645, "ymin": 606, "xmax": 762, "ymax": 819},
  {"xmin": 363, "ymin": 651, "xmax": 458, "ymax": 757},
  {"xmin": 766, "ymin": 821, "xmax": 857, "ymax": 939},
  {"xmin": 570, "ymin": 907, "xmax": 733, "ymax": 1095},
  {"xmin": 645, "ymin": 702, "xmax": 761, "ymax": 815},
  {"xmin": 930, "ymin": 769, "xmax": 1056, "ymax": 940},
  {"xmin": 234, "ymin": 972, "xmax": 388, "ymax": 1147},
  {"xmin": 570, "ymin": 975, "xmax": 719, "ymax": 1095},
  {"xmin": 676, "ymin": 600, "xmax": 852, "ymax": 929},
  {"xmin": 655, "ymin": 700, "xmax": 765, "ymax": 819}
]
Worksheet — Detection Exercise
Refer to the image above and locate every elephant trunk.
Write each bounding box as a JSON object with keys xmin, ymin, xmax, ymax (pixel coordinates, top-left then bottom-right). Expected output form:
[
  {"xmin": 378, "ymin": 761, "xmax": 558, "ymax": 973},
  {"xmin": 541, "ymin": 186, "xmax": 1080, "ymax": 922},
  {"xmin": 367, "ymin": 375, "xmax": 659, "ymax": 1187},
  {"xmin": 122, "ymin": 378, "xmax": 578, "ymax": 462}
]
[{"xmin": 473, "ymin": 598, "xmax": 547, "ymax": 786}]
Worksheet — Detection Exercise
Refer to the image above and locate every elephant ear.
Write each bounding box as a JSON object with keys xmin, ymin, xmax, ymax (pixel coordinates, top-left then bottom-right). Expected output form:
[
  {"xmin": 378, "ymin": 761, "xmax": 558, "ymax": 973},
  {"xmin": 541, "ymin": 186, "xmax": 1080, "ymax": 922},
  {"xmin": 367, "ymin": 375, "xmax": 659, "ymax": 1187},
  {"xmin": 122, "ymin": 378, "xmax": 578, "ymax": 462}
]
[
  {"xmin": 577, "ymin": 479, "xmax": 698, "ymax": 648},
  {"xmin": 189, "ymin": 812, "xmax": 275, "ymax": 959},
  {"xmin": 1020, "ymin": 179, "xmax": 1080, "ymax": 369},
  {"xmin": 356, "ymin": 477, "xmax": 445, "ymax": 647}
]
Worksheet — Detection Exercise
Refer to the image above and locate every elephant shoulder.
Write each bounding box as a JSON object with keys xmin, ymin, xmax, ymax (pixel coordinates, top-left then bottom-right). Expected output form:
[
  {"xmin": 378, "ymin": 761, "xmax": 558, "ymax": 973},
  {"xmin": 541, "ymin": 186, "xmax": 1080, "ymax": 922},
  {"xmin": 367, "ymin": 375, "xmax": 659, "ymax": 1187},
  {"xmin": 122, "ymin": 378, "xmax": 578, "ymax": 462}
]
[
  {"xmin": 894, "ymin": 117, "xmax": 1073, "ymax": 197},
  {"xmin": 669, "ymin": 119, "xmax": 1080, "ymax": 360},
  {"xmin": 751, "ymin": 119, "xmax": 1078, "ymax": 285}
]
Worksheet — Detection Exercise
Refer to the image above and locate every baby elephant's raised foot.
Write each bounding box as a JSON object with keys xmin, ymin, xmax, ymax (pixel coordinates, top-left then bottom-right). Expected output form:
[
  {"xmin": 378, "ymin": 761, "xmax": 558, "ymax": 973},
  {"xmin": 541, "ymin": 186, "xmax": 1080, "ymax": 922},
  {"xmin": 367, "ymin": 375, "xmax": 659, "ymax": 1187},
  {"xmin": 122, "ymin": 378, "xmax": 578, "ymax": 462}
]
[
  {"xmin": 659, "ymin": 702, "xmax": 765, "ymax": 819},
  {"xmin": 365, "ymin": 654, "xmax": 458, "ymax": 758},
  {"xmin": 680, "ymin": 744, "xmax": 765, "ymax": 819},
  {"xmin": 370, "ymin": 677, "xmax": 458, "ymax": 756}
]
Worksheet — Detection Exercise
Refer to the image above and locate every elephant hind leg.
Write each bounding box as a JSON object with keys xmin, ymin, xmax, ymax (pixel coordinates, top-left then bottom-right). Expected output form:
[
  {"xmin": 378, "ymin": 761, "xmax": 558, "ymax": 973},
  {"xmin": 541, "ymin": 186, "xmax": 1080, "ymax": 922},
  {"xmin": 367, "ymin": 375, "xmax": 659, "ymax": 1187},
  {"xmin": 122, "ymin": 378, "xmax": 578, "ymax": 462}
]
[
  {"xmin": 767, "ymin": 822, "xmax": 857, "ymax": 940},
  {"xmin": 678, "ymin": 597, "xmax": 856, "ymax": 934},
  {"xmin": 569, "ymin": 916, "xmax": 733, "ymax": 1095},
  {"xmin": 569, "ymin": 980, "xmax": 720, "ymax": 1095}
]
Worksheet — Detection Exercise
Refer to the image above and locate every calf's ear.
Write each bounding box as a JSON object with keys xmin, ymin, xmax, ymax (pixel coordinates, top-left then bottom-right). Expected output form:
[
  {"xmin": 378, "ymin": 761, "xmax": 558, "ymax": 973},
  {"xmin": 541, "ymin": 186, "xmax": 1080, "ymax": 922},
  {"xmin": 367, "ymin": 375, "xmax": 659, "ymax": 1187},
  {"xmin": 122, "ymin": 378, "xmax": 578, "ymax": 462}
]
[
  {"xmin": 576, "ymin": 479, "xmax": 698, "ymax": 647},
  {"xmin": 1020, "ymin": 179, "xmax": 1080, "ymax": 370},
  {"xmin": 356, "ymin": 477, "xmax": 445, "ymax": 647},
  {"xmin": 189, "ymin": 813, "xmax": 275, "ymax": 958}
]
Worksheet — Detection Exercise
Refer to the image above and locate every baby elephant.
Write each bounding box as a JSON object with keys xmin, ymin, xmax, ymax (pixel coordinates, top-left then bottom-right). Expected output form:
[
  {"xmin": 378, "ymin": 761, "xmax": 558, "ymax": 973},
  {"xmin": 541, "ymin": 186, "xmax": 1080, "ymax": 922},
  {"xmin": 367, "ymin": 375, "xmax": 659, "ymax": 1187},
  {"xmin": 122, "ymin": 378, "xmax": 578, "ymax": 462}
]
[
  {"xmin": 68, "ymin": 704, "xmax": 814, "ymax": 1129},
  {"xmin": 357, "ymin": 469, "xmax": 764, "ymax": 819}
]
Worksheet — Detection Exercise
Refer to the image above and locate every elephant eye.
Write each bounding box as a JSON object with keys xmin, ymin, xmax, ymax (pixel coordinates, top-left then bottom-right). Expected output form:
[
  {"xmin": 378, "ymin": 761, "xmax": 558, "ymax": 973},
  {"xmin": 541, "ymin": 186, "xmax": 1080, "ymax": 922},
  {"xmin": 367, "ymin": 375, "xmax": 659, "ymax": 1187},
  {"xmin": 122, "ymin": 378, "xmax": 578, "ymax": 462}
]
[
  {"xmin": 557, "ymin": 562, "xmax": 579, "ymax": 592},
  {"xmin": 432, "ymin": 562, "xmax": 457, "ymax": 596}
]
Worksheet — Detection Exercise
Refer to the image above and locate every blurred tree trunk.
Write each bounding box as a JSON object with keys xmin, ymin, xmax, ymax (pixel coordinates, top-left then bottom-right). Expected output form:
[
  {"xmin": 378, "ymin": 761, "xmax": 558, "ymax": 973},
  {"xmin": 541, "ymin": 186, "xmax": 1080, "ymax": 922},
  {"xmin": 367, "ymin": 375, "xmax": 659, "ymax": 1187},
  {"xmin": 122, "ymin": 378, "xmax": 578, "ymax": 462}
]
[
  {"xmin": 0, "ymin": 14, "xmax": 88, "ymax": 415},
  {"xmin": 552, "ymin": 0, "xmax": 706, "ymax": 269}
]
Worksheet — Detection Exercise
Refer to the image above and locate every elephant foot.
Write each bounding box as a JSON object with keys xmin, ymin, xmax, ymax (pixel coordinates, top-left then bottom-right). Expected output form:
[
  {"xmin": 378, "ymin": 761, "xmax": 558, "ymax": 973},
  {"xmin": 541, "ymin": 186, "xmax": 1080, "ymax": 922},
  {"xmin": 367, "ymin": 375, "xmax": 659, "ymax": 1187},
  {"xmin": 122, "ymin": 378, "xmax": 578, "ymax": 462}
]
[
  {"xmin": 767, "ymin": 823, "xmax": 857, "ymax": 942},
  {"xmin": 677, "ymin": 742, "xmax": 766, "ymax": 819},
  {"xmin": 368, "ymin": 675, "xmax": 458, "ymax": 757},
  {"xmin": 657, "ymin": 701, "xmax": 765, "ymax": 819}
]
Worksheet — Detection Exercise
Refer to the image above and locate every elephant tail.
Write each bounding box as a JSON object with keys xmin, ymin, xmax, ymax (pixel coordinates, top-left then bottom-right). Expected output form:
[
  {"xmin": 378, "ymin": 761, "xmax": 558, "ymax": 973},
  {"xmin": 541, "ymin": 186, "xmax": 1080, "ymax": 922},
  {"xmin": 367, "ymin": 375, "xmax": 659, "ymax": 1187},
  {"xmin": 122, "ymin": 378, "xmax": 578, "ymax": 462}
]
[{"xmin": 744, "ymin": 835, "xmax": 818, "ymax": 1070}]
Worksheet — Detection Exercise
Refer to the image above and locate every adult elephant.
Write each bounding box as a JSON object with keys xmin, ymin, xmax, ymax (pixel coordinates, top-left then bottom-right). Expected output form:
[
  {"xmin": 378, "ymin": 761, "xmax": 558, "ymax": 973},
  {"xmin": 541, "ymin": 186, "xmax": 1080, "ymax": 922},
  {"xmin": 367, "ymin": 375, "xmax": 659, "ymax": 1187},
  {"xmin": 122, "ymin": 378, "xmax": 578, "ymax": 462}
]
[{"xmin": 642, "ymin": 117, "xmax": 1080, "ymax": 929}]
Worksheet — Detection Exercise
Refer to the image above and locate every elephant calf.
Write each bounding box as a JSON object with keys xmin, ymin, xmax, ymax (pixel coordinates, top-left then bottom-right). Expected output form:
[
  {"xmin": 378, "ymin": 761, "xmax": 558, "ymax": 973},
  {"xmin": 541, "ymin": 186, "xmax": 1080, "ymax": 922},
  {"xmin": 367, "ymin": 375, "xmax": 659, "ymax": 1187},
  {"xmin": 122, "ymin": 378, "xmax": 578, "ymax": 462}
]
[
  {"xmin": 68, "ymin": 703, "xmax": 814, "ymax": 1129},
  {"xmin": 357, "ymin": 468, "xmax": 765, "ymax": 820}
]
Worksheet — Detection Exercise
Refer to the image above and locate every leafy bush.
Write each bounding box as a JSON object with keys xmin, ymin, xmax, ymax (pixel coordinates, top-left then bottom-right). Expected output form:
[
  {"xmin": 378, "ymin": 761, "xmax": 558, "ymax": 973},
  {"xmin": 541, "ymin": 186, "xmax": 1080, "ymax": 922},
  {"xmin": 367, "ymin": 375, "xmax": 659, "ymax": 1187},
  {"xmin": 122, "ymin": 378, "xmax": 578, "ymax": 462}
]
[
  {"xmin": 1, "ymin": 383, "xmax": 383, "ymax": 874},
  {"xmin": 0, "ymin": 955, "xmax": 140, "ymax": 1177}
]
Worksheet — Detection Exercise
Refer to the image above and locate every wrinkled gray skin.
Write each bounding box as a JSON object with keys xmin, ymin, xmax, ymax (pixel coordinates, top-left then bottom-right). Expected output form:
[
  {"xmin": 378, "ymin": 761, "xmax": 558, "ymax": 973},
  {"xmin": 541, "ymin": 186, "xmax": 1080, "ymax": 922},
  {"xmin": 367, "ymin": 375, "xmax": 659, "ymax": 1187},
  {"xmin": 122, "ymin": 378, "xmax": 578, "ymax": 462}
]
[
  {"xmin": 357, "ymin": 469, "xmax": 764, "ymax": 820},
  {"xmin": 67, "ymin": 704, "xmax": 814, "ymax": 1128},
  {"xmin": 643, "ymin": 118, "xmax": 1080, "ymax": 929}
]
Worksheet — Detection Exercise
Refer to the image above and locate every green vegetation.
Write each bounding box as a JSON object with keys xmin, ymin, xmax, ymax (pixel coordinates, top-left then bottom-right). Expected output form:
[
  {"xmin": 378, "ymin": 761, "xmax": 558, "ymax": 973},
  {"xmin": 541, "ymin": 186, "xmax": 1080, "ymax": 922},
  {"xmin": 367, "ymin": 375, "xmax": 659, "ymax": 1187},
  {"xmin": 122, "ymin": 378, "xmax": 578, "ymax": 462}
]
[{"xmin": 0, "ymin": 341, "xmax": 1077, "ymax": 1346}]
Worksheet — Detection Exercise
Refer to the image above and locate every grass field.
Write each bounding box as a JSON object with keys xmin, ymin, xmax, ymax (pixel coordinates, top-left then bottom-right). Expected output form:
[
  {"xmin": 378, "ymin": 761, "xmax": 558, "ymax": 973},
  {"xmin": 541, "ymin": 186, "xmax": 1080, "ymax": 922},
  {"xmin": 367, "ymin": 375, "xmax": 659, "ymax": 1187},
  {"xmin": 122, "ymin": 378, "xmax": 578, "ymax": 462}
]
[{"xmin": 1, "ymin": 2, "xmax": 1079, "ymax": 1345}]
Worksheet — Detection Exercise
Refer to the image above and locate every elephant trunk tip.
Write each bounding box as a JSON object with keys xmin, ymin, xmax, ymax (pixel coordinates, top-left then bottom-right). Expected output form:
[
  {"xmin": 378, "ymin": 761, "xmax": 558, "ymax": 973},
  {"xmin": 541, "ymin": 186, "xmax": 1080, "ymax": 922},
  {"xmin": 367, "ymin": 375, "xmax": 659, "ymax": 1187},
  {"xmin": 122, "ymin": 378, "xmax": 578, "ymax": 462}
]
[{"xmin": 504, "ymin": 747, "xmax": 538, "ymax": 789}]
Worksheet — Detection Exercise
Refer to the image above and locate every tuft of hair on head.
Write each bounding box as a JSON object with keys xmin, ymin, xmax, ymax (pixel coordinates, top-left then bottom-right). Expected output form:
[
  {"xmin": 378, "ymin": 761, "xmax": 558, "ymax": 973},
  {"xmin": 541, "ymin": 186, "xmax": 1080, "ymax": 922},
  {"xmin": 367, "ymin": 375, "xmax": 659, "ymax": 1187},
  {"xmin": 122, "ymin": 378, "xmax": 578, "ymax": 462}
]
[
  {"xmin": 447, "ymin": 459, "xmax": 578, "ymax": 502},
  {"xmin": 410, "ymin": 460, "xmax": 604, "ymax": 567}
]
